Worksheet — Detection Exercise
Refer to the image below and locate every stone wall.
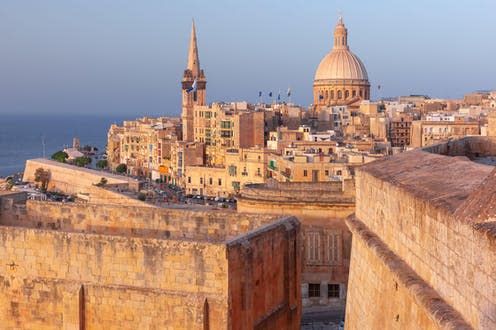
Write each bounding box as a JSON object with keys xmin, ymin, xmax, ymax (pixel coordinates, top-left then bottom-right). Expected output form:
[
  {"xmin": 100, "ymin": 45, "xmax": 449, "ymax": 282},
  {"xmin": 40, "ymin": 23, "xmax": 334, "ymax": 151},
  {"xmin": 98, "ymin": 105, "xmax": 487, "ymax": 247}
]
[
  {"xmin": 0, "ymin": 200, "xmax": 299, "ymax": 328},
  {"xmin": 422, "ymin": 136, "xmax": 496, "ymax": 157},
  {"xmin": 227, "ymin": 217, "xmax": 301, "ymax": 329},
  {"xmin": 23, "ymin": 158, "xmax": 141, "ymax": 194},
  {"xmin": 344, "ymin": 217, "xmax": 440, "ymax": 329},
  {"xmin": 0, "ymin": 225, "xmax": 228, "ymax": 328},
  {"xmin": 346, "ymin": 156, "xmax": 495, "ymax": 329},
  {"xmin": 1, "ymin": 201, "xmax": 279, "ymax": 241}
]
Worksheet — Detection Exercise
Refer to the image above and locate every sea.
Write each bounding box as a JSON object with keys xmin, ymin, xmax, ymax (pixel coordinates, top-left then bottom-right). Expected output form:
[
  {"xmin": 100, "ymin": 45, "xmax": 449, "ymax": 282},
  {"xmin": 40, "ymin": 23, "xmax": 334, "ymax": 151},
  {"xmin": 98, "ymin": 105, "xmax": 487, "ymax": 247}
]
[{"xmin": 0, "ymin": 114, "xmax": 126, "ymax": 177}]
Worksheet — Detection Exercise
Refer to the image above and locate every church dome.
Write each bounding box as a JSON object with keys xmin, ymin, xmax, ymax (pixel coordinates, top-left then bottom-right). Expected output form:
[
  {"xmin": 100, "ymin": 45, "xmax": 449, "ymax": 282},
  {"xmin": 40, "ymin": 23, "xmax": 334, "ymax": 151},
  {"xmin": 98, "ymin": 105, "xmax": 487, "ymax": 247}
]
[
  {"xmin": 314, "ymin": 16, "xmax": 368, "ymax": 82},
  {"xmin": 314, "ymin": 49, "xmax": 368, "ymax": 81}
]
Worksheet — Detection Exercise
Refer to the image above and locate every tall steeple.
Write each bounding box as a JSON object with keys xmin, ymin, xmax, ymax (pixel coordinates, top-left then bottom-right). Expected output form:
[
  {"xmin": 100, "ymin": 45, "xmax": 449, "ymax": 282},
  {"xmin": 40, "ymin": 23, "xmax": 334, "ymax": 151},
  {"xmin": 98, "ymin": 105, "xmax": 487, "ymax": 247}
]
[
  {"xmin": 181, "ymin": 20, "xmax": 207, "ymax": 142},
  {"xmin": 333, "ymin": 15, "xmax": 349, "ymax": 50},
  {"xmin": 187, "ymin": 20, "xmax": 201, "ymax": 78}
]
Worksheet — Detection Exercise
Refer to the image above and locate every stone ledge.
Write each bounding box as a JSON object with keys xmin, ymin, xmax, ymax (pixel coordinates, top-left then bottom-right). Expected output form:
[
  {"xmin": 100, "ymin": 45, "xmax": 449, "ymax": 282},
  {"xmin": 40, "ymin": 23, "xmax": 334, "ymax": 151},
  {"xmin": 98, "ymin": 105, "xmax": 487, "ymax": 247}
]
[
  {"xmin": 346, "ymin": 215, "xmax": 472, "ymax": 330},
  {"xmin": 225, "ymin": 216, "xmax": 300, "ymax": 247}
]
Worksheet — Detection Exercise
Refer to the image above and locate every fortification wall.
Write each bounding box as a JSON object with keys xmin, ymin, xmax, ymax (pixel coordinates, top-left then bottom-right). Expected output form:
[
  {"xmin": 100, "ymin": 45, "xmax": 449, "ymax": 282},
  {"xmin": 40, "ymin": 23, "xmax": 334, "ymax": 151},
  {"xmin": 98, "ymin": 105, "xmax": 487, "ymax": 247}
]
[
  {"xmin": 423, "ymin": 136, "xmax": 496, "ymax": 157},
  {"xmin": 344, "ymin": 218, "xmax": 440, "ymax": 329},
  {"xmin": 23, "ymin": 158, "xmax": 140, "ymax": 195},
  {"xmin": 83, "ymin": 185, "xmax": 152, "ymax": 207},
  {"xmin": 238, "ymin": 197, "xmax": 354, "ymax": 219},
  {"xmin": 0, "ymin": 225, "xmax": 229, "ymax": 328},
  {"xmin": 227, "ymin": 217, "xmax": 301, "ymax": 329},
  {"xmin": 0, "ymin": 201, "xmax": 278, "ymax": 241},
  {"xmin": 349, "ymin": 168, "xmax": 496, "ymax": 329},
  {"xmin": 0, "ymin": 200, "xmax": 299, "ymax": 328}
]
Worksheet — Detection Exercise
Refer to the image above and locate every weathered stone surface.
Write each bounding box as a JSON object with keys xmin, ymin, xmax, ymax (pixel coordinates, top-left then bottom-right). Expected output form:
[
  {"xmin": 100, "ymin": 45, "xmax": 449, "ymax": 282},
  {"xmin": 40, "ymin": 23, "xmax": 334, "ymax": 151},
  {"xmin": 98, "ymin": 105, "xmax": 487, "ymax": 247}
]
[
  {"xmin": 0, "ymin": 195, "xmax": 301, "ymax": 329},
  {"xmin": 346, "ymin": 137, "xmax": 496, "ymax": 330}
]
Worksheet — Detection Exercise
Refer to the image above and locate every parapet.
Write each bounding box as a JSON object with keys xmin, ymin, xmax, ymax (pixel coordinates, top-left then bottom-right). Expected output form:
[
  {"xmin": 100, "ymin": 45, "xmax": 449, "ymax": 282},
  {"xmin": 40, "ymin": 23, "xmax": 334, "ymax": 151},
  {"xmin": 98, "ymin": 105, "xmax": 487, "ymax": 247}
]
[{"xmin": 240, "ymin": 180, "xmax": 355, "ymax": 204}]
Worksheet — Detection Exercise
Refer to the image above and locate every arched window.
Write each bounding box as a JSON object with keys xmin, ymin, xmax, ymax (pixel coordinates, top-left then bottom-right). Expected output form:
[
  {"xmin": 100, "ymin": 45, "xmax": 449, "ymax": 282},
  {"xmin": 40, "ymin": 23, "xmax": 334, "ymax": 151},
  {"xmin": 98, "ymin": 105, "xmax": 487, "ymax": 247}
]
[
  {"xmin": 330, "ymin": 90, "xmax": 334, "ymax": 99},
  {"xmin": 352, "ymin": 90, "xmax": 356, "ymax": 98},
  {"xmin": 359, "ymin": 90, "xmax": 363, "ymax": 98},
  {"xmin": 337, "ymin": 90, "xmax": 342, "ymax": 99},
  {"xmin": 325, "ymin": 90, "xmax": 328, "ymax": 100},
  {"xmin": 345, "ymin": 90, "xmax": 350, "ymax": 99}
]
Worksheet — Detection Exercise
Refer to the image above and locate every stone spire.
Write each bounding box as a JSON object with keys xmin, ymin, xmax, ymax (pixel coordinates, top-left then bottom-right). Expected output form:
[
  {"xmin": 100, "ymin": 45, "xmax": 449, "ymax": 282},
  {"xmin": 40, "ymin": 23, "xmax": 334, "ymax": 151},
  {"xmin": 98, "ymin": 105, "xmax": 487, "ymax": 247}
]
[
  {"xmin": 187, "ymin": 20, "xmax": 201, "ymax": 78},
  {"xmin": 333, "ymin": 15, "xmax": 349, "ymax": 50}
]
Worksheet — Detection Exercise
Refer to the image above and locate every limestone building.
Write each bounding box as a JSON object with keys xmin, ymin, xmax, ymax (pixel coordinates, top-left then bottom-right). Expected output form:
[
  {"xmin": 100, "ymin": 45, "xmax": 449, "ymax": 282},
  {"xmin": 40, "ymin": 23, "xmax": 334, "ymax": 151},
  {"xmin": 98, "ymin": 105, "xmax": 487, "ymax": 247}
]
[
  {"xmin": 237, "ymin": 180, "xmax": 355, "ymax": 312},
  {"xmin": 107, "ymin": 117, "xmax": 180, "ymax": 179},
  {"xmin": 313, "ymin": 16, "xmax": 370, "ymax": 110},
  {"xmin": 345, "ymin": 136, "xmax": 496, "ymax": 329}
]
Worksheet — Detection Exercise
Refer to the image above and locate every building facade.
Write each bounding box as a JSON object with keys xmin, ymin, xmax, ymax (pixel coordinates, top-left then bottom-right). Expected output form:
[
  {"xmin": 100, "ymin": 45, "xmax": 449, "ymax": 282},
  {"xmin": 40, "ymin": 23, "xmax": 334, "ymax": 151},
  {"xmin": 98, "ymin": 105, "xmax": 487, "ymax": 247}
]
[{"xmin": 237, "ymin": 180, "xmax": 355, "ymax": 312}]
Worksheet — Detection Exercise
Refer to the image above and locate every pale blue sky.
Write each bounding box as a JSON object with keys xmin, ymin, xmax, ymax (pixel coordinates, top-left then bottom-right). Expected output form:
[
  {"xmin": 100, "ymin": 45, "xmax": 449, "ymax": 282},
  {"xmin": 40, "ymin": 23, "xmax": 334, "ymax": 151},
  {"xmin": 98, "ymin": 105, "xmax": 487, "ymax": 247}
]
[{"xmin": 0, "ymin": 0, "xmax": 495, "ymax": 116}]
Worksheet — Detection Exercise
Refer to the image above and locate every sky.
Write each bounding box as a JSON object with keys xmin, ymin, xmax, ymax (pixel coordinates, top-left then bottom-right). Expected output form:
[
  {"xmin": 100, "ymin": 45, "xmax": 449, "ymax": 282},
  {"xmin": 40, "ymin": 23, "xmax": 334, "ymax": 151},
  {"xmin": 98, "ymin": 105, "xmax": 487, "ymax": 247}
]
[{"xmin": 0, "ymin": 0, "xmax": 495, "ymax": 117}]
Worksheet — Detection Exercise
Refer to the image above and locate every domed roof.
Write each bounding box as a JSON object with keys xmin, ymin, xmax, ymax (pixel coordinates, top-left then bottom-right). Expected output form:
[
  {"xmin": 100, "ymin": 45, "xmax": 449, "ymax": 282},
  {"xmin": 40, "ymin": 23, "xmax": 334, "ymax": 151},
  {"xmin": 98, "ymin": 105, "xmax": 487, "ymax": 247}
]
[
  {"xmin": 314, "ymin": 17, "xmax": 368, "ymax": 82},
  {"xmin": 315, "ymin": 50, "xmax": 368, "ymax": 81}
]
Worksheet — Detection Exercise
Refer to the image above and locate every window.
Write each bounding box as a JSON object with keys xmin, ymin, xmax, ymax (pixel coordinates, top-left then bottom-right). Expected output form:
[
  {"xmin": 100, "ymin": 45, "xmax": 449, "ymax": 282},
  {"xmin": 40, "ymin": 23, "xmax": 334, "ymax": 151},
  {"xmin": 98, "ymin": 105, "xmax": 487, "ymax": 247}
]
[
  {"xmin": 337, "ymin": 90, "xmax": 342, "ymax": 99},
  {"xmin": 200, "ymin": 178, "xmax": 203, "ymax": 184},
  {"xmin": 228, "ymin": 165, "xmax": 237, "ymax": 176},
  {"xmin": 209, "ymin": 178, "xmax": 213, "ymax": 185},
  {"xmin": 303, "ymin": 170, "xmax": 308, "ymax": 177},
  {"xmin": 345, "ymin": 90, "xmax": 350, "ymax": 99},
  {"xmin": 325, "ymin": 170, "xmax": 329, "ymax": 176},
  {"xmin": 232, "ymin": 181, "xmax": 240, "ymax": 191},
  {"xmin": 307, "ymin": 232, "xmax": 321, "ymax": 262},
  {"xmin": 328, "ymin": 284, "xmax": 340, "ymax": 298},
  {"xmin": 218, "ymin": 178, "xmax": 222, "ymax": 186},
  {"xmin": 352, "ymin": 90, "xmax": 356, "ymax": 97},
  {"xmin": 327, "ymin": 233, "xmax": 340, "ymax": 263},
  {"xmin": 330, "ymin": 90, "xmax": 334, "ymax": 99},
  {"xmin": 187, "ymin": 177, "xmax": 191, "ymax": 184},
  {"xmin": 309, "ymin": 284, "xmax": 320, "ymax": 298}
]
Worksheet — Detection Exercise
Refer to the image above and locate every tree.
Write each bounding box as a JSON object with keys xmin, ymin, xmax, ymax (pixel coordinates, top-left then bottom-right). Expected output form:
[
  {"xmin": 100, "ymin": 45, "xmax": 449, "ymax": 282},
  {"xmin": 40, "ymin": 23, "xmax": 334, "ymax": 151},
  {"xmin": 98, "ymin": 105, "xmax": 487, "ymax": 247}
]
[
  {"xmin": 96, "ymin": 159, "xmax": 108, "ymax": 169},
  {"xmin": 51, "ymin": 151, "xmax": 68, "ymax": 163},
  {"xmin": 115, "ymin": 163, "xmax": 127, "ymax": 174},
  {"xmin": 5, "ymin": 176, "xmax": 14, "ymax": 190},
  {"xmin": 95, "ymin": 177, "xmax": 108, "ymax": 187},
  {"xmin": 34, "ymin": 168, "xmax": 50, "ymax": 191},
  {"xmin": 73, "ymin": 156, "xmax": 92, "ymax": 167}
]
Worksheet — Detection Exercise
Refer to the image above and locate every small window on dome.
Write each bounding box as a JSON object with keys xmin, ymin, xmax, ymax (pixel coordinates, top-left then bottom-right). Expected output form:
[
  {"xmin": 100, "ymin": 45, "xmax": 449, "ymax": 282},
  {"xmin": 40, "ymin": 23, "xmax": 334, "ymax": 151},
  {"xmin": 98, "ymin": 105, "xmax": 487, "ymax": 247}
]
[
  {"xmin": 359, "ymin": 90, "xmax": 363, "ymax": 98},
  {"xmin": 330, "ymin": 91, "xmax": 334, "ymax": 99},
  {"xmin": 345, "ymin": 90, "xmax": 350, "ymax": 99},
  {"xmin": 337, "ymin": 90, "xmax": 342, "ymax": 99},
  {"xmin": 352, "ymin": 90, "xmax": 356, "ymax": 98}
]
